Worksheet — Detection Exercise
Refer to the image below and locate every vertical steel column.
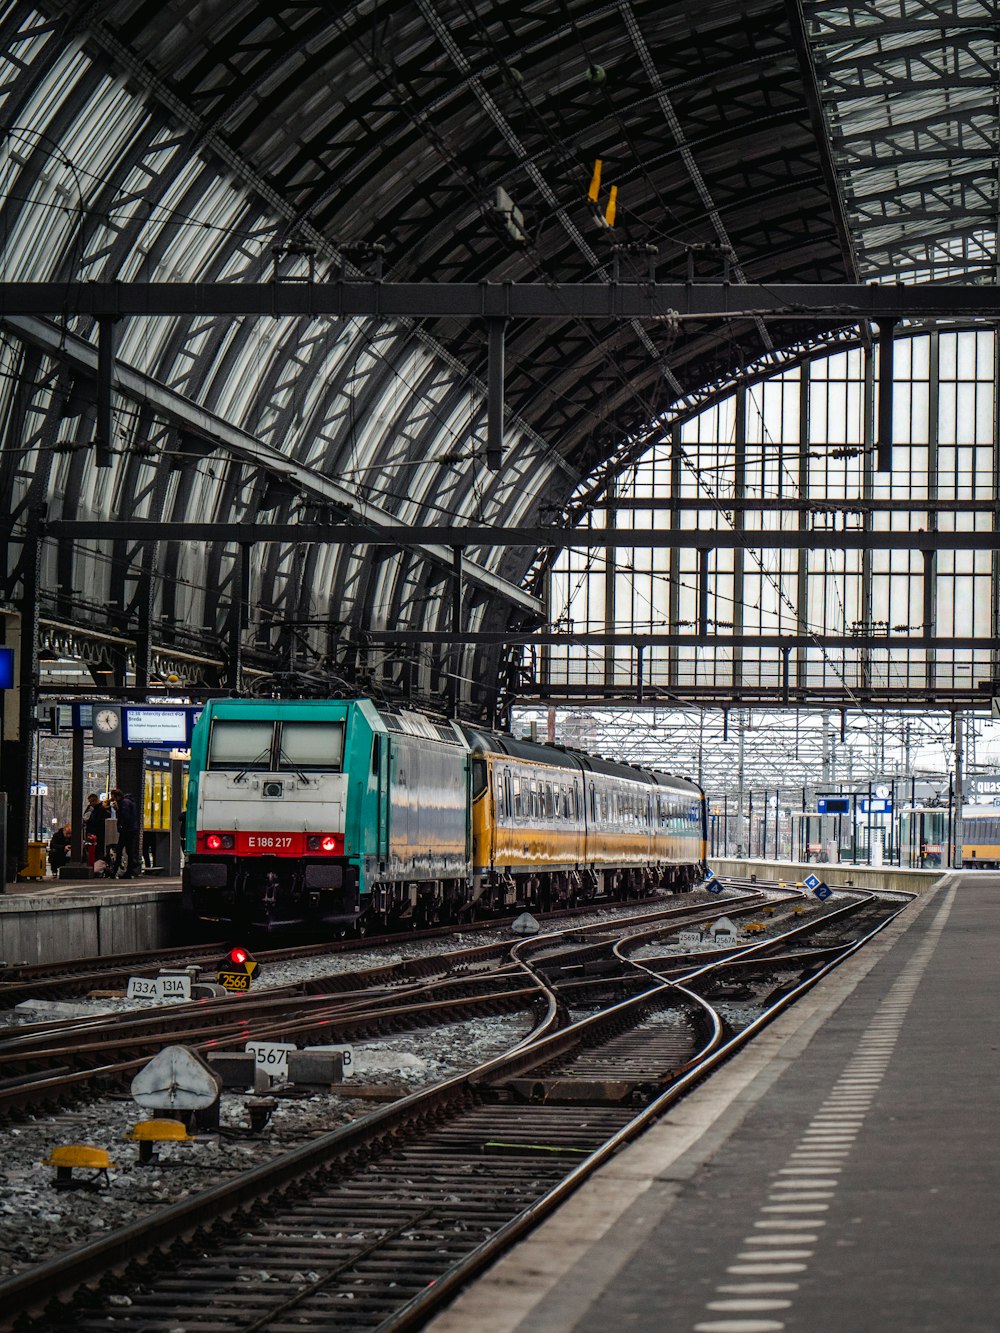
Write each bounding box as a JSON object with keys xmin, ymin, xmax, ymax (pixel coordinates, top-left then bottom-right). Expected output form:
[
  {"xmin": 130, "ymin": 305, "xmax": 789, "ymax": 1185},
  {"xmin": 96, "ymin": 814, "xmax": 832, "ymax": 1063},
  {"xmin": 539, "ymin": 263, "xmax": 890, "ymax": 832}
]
[
  {"xmin": 736, "ymin": 709, "xmax": 745, "ymax": 857},
  {"xmin": 450, "ymin": 546, "xmax": 463, "ymax": 715},
  {"xmin": 226, "ymin": 543, "xmax": 251, "ymax": 694},
  {"xmin": 860, "ymin": 345, "xmax": 875, "ymax": 693},
  {"xmin": 922, "ymin": 549, "xmax": 936, "ymax": 642},
  {"xmin": 926, "ymin": 330, "xmax": 940, "ymax": 694},
  {"xmin": 991, "ymin": 331, "xmax": 1000, "ymax": 691},
  {"xmin": 667, "ymin": 430, "xmax": 682, "ymax": 689},
  {"xmin": 774, "ymin": 787, "xmax": 780, "ymax": 862},
  {"xmin": 604, "ymin": 479, "xmax": 617, "ymax": 688},
  {"xmin": 487, "ymin": 318, "xmax": 505, "ymax": 471},
  {"xmin": 732, "ymin": 388, "xmax": 746, "ymax": 689},
  {"xmin": 134, "ymin": 544, "xmax": 154, "ymax": 695},
  {"xmin": 10, "ymin": 514, "xmax": 42, "ymax": 880},
  {"xmin": 875, "ymin": 319, "xmax": 897, "ymax": 473},
  {"xmin": 69, "ymin": 727, "xmax": 85, "ymax": 864},
  {"xmin": 169, "ymin": 758, "xmax": 184, "ymax": 876},
  {"xmin": 953, "ymin": 713, "xmax": 964, "ymax": 868},
  {"xmin": 697, "ymin": 548, "xmax": 710, "ymax": 637},
  {"xmin": 796, "ymin": 363, "xmax": 810, "ymax": 692},
  {"xmin": 764, "ymin": 790, "xmax": 771, "ymax": 859},
  {"xmin": 96, "ymin": 316, "xmax": 116, "ymax": 468}
]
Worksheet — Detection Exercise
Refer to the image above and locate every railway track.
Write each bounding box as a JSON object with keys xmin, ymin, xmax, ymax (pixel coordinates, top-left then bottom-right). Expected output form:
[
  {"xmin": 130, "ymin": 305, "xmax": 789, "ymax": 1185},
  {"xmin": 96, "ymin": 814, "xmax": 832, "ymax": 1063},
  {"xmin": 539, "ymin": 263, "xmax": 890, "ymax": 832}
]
[
  {"xmin": 0, "ymin": 885, "xmax": 913, "ymax": 1332},
  {"xmin": 0, "ymin": 893, "xmax": 701, "ymax": 1008},
  {"xmin": 0, "ymin": 896, "xmax": 747, "ymax": 1121}
]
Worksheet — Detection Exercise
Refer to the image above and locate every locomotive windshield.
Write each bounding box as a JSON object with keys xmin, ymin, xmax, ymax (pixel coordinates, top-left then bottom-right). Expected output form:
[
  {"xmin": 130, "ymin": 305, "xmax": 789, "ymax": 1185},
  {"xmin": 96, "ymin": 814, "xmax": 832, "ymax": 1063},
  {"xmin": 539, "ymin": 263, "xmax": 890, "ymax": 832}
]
[
  {"xmin": 208, "ymin": 720, "xmax": 274, "ymax": 770},
  {"xmin": 278, "ymin": 721, "xmax": 345, "ymax": 771}
]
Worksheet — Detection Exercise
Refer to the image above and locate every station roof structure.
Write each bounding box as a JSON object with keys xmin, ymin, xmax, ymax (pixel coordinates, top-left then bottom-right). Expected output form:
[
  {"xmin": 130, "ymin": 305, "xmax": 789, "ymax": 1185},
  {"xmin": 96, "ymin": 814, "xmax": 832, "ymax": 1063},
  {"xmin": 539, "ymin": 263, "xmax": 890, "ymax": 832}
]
[{"xmin": 0, "ymin": 0, "xmax": 997, "ymax": 724}]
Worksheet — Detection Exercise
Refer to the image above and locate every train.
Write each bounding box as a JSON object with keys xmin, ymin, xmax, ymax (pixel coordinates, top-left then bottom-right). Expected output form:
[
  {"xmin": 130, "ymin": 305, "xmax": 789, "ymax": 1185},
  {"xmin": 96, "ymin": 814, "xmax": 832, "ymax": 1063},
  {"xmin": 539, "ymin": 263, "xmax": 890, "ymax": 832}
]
[
  {"xmin": 181, "ymin": 698, "xmax": 707, "ymax": 932},
  {"xmin": 957, "ymin": 809, "xmax": 1000, "ymax": 866}
]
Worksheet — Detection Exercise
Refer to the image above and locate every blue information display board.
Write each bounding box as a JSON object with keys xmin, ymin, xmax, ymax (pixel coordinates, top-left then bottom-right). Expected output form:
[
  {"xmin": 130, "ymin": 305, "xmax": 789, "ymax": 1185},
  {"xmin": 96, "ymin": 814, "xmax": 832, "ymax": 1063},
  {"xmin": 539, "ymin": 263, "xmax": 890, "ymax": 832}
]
[{"xmin": 818, "ymin": 797, "xmax": 851, "ymax": 815}]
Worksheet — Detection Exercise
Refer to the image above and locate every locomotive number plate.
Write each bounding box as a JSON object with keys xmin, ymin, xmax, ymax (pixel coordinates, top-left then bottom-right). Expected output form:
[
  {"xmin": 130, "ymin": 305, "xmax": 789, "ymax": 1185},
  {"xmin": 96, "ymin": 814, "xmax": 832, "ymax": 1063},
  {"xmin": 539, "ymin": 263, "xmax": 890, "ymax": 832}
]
[{"xmin": 235, "ymin": 831, "xmax": 304, "ymax": 856}]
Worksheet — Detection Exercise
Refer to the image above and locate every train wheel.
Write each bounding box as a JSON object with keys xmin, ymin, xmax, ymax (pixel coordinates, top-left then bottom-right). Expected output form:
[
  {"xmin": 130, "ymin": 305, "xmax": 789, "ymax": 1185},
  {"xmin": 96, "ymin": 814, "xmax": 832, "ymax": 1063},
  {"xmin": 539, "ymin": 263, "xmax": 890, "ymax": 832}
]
[{"xmin": 354, "ymin": 914, "xmax": 368, "ymax": 938}]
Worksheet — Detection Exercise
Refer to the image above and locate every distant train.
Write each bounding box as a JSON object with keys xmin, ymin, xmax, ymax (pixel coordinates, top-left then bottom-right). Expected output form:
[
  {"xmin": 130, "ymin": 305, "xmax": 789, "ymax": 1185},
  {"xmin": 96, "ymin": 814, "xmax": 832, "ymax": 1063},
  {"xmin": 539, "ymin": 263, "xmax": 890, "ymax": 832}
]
[
  {"xmin": 898, "ymin": 805, "xmax": 1000, "ymax": 868},
  {"xmin": 958, "ymin": 810, "xmax": 1000, "ymax": 866},
  {"xmin": 181, "ymin": 698, "xmax": 707, "ymax": 931}
]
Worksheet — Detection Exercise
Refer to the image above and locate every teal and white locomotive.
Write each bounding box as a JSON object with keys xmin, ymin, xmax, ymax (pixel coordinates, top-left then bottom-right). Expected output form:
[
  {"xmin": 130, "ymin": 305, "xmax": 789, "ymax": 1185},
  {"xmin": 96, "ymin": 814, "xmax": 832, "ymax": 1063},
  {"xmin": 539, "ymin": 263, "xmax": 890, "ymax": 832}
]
[{"xmin": 183, "ymin": 698, "xmax": 706, "ymax": 932}]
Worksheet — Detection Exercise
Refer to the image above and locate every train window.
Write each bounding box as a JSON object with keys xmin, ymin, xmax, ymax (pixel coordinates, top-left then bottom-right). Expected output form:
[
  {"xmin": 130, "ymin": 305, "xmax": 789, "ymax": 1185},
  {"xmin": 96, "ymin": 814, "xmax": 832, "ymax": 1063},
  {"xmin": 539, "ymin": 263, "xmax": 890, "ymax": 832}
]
[
  {"xmin": 513, "ymin": 776, "xmax": 523, "ymax": 817},
  {"xmin": 372, "ymin": 736, "xmax": 380, "ymax": 776},
  {"xmin": 209, "ymin": 720, "xmax": 274, "ymax": 770},
  {"xmin": 278, "ymin": 721, "xmax": 345, "ymax": 771},
  {"xmin": 562, "ymin": 787, "xmax": 570, "ymax": 818},
  {"xmin": 495, "ymin": 773, "xmax": 504, "ymax": 819},
  {"xmin": 544, "ymin": 783, "xmax": 555, "ymax": 819},
  {"xmin": 471, "ymin": 757, "xmax": 488, "ymax": 796}
]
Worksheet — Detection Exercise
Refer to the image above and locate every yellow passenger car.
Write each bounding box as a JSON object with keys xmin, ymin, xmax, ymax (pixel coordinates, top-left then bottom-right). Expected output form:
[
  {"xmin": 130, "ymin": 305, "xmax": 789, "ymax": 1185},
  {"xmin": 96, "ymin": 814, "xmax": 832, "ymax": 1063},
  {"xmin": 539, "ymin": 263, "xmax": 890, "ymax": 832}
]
[{"xmin": 461, "ymin": 726, "xmax": 705, "ymax": 911}]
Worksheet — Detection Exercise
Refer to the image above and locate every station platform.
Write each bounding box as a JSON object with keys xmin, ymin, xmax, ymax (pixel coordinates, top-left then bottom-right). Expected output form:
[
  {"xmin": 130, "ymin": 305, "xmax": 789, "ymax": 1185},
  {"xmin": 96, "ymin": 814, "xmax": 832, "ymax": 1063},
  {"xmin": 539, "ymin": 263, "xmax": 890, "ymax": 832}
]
[
  {"xmin": 0, "ymin": 877, "xmax": 181, "ymax": 964},
  {"xmin": 431, "ymin": 872, "xmax": 999, "ymax": 1333}
]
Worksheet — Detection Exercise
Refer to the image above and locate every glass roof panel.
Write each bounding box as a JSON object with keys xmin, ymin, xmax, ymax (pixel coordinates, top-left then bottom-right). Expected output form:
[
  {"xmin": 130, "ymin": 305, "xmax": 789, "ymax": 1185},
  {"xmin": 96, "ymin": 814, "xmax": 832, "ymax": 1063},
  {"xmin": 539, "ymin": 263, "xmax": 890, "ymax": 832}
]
[{"xmin": 806, "ymin": 0, "xmax": 998, "ymax": 282}]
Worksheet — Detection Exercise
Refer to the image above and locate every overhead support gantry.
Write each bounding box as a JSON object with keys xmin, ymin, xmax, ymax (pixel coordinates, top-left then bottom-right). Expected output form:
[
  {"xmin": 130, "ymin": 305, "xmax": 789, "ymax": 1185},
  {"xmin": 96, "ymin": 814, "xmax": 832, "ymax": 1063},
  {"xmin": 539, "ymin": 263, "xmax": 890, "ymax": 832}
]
[{"xmin": 1, "ymin": 279, "xmax": 998, "ymax": 321}]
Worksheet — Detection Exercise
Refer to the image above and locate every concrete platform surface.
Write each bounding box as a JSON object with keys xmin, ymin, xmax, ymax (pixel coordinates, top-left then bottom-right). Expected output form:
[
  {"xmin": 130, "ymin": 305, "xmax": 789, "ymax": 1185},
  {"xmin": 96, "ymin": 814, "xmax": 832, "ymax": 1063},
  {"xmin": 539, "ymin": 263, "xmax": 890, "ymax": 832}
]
[
  {"xmin": 2, "ymin": 875, "xmax": 180, "ymax": 899},
  {"xmin": 430, "ymin": 873, "xmax": 999, "ymax": 1333},
  {"xmin": 0, "ymin": 878, "xmax": 182, "ymax": 963}
]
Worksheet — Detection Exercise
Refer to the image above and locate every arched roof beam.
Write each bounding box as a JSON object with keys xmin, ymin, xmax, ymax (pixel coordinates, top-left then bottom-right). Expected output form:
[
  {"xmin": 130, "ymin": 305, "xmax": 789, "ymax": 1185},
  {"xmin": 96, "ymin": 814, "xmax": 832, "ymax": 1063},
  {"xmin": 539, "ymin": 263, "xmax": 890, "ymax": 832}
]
[{"xmin": 3, "ymin": 311, "xmax": 542, "ymax": 616}]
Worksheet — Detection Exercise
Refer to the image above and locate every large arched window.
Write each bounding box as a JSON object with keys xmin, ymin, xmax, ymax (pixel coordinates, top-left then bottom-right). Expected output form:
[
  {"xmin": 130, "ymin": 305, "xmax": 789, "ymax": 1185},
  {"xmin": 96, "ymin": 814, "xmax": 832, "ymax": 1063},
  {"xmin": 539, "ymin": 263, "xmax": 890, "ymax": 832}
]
[{"xmin": 536, "ymin": 330, "xmax": 999, "ymax": 706}]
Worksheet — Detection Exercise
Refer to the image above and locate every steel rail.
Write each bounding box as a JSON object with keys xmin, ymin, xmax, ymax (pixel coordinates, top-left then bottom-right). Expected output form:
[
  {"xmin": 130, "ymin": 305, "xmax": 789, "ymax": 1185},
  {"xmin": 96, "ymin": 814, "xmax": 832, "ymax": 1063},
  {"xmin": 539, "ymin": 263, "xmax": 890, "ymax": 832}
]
[
  {"xmin": 382, "ymin": 892, "xmax": 915, "ymax": 1330},
  {"xmin": 0, "ymin": 893, "xmax": 910, "ymax": 1328}
]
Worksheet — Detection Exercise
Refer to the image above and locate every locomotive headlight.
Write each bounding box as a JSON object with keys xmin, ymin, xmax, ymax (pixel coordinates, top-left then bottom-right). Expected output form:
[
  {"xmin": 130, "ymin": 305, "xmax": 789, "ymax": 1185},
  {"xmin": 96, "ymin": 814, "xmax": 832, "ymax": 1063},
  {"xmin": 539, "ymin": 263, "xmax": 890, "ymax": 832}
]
[
  {"xmin": 206, "ymin": 834, "xmax": 222, "ymax": 851},
  {"xmin": 205, "ymin": 832, "xmax": 235, "ymax": 851},
  {"xmin": 306, "ymin": 833, "xmax": 340, "ymax": 854}
]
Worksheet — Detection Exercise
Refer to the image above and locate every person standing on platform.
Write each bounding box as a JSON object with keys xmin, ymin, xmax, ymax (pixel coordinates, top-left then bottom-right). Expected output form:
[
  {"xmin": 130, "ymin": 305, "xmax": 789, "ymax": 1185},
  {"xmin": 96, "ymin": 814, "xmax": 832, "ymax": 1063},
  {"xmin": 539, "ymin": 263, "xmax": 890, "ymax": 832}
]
[
  {"xmin": 82, "ymin": 792, "xmax": 109, "ymax": 866},
  {"xmin": 110, "ymin": 787, "xmax": 142, "ymax": 878}
]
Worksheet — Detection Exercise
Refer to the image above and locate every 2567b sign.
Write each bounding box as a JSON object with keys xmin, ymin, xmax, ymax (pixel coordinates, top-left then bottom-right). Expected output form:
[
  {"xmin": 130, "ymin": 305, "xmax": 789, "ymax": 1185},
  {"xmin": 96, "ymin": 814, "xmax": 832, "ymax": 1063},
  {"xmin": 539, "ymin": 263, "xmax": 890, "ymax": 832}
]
[{"xmin": 216, "ymin": 946, "xmax": 260, "ymax": 992}]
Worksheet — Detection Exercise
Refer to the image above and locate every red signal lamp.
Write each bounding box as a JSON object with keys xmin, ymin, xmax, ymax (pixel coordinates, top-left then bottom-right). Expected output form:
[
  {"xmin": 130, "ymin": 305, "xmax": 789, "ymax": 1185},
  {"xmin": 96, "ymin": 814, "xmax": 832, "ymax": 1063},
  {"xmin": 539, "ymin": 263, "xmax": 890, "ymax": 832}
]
[
  {"xmin": 217, "ymin": 944, "xmax": 259, "ymax": 988},
  {"xmin": 204, "ymin": 832, "xmax": 235, "ymax": 851},
  {"xmin": 306, "ymin": 832, "xmax": 343, "ymax": 854}
]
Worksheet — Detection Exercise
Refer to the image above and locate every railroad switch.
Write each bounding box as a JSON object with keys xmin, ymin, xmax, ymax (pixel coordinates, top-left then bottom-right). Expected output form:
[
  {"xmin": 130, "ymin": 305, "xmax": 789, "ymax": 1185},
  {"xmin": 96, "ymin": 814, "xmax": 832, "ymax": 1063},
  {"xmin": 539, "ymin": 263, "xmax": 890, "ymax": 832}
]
[
  {"xmin": 44, "ymin": 1145, "xmax": 115, "ymax": 1189},
  {"xmin": 126, "ymin": 1117, "xmax": 197, "ymax": 1164}
]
